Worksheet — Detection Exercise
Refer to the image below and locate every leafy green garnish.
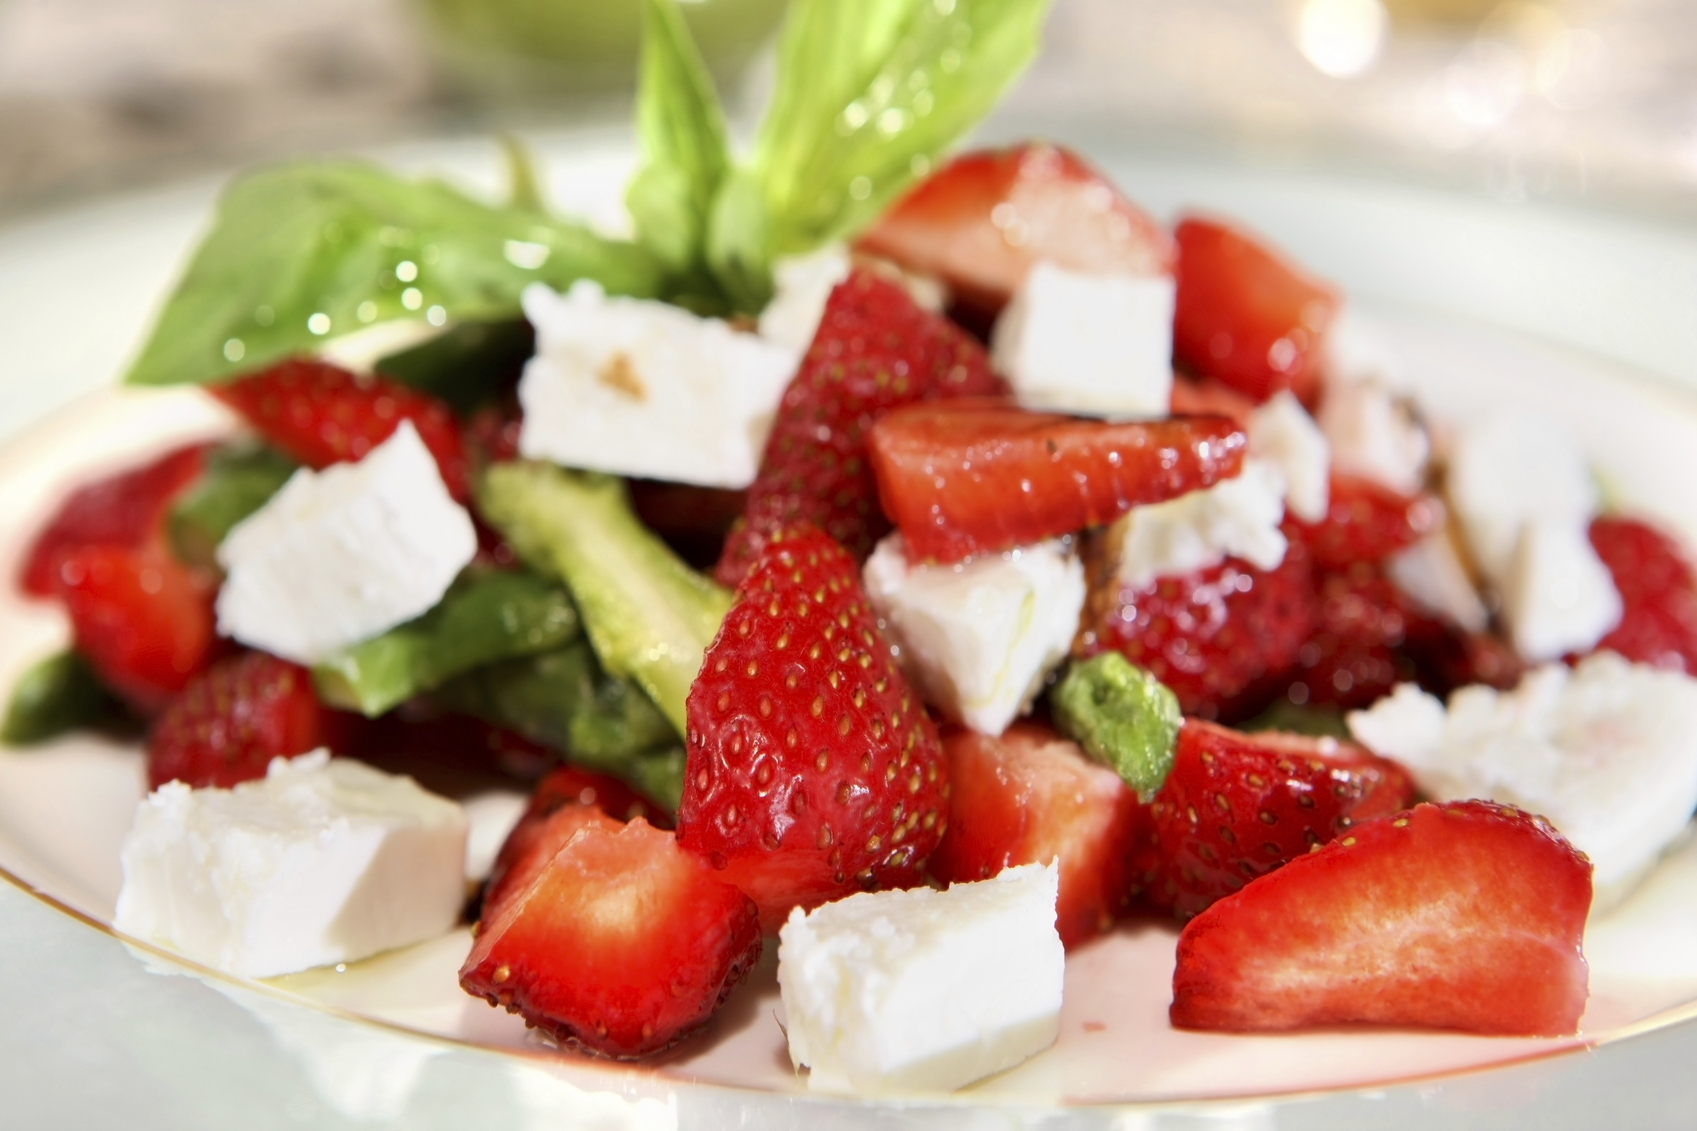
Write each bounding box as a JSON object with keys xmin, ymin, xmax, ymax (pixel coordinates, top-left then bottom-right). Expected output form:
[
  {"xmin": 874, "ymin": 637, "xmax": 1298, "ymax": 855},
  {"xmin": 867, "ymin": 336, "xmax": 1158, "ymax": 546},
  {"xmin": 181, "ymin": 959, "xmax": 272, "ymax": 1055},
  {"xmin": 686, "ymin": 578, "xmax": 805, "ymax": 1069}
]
[
  {"xmin": 167, "ymin": 442, "xmax": 299, "ymax": 570},
  {"xmin": 1, "ymin": 651, "xmax": 129, "ymax": 745},
  {"xmin": 1051, "ymin": 653, "xmax": 1182, "ymax": 801},
  {"xmin": 124, "ymin": 161, "xmax": 663, "ymax": 388}
]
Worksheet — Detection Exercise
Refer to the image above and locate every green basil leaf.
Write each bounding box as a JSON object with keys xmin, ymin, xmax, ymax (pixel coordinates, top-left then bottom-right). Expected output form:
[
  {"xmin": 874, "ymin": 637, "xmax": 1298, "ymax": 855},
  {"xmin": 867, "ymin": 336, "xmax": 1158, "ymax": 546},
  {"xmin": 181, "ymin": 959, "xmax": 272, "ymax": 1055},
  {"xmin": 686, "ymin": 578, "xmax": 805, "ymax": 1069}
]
[{"xmin": 125, "ymin": 160, "xmax": 664, "ymax": 388}]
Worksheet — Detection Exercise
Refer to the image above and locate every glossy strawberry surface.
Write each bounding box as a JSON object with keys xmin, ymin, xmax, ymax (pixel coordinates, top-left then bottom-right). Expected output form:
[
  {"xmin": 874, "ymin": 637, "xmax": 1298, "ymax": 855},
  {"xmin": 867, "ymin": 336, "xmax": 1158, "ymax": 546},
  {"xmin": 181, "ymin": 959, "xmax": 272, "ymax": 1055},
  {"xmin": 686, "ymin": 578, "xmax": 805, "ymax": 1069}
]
[
  {"xmin": 1289, "ymin": 473, "xmax": 1440, "ymax": 569},
  {"xmin": 1589, "ymin": 515, "xmax": 1697, "ymax": 672},
  {"xmin": 1285, "ymin": 564, "xmax": 1417, "ymax": 710}
]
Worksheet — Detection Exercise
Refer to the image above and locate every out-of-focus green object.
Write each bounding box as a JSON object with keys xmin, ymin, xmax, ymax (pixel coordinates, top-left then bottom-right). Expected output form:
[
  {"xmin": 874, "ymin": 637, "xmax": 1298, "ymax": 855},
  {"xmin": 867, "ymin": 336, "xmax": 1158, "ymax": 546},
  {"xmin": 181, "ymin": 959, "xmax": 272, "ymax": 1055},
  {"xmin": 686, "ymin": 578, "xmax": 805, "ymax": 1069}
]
[
  {"xmin": 414, "ymin": 0, "xmax": 789, "ymax": 100},
  {"xmin": 1, "ymin": 651, "xmax": 126, "ymax": 745},
  {"xmin": 1051, "ymin": 653, "xmax": 1181, "ymax": 801}
]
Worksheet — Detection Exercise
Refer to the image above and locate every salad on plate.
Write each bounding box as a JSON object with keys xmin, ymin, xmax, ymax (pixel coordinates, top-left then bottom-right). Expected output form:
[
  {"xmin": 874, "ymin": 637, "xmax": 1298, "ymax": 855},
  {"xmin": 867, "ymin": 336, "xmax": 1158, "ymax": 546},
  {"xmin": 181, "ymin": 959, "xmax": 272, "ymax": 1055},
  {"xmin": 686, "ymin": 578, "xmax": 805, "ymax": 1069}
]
[{"xmin": 8, "ymin": 0, "xmax": 1697, "ymax": 1102}]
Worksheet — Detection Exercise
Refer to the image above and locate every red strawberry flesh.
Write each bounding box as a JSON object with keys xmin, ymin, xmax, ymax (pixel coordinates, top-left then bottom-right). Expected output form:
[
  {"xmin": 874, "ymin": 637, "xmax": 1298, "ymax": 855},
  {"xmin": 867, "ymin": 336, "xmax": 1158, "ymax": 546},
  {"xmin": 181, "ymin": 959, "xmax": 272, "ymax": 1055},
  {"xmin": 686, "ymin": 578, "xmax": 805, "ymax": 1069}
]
[
  {"xmin": 1589, "ymin": 515, "xmax": 1697, "ymax": 673},
  {"xmin": 1290, "ymin": 473, "xmax": 1440, "ymax": 569}
]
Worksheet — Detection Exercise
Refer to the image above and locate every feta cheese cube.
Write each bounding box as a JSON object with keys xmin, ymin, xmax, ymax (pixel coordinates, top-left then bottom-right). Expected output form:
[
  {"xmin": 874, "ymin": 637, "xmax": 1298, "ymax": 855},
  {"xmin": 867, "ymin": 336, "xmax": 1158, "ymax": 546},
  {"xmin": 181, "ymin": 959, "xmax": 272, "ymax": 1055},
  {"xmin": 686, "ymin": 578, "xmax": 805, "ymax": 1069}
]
[
  {"xmin": 864, "ymin": 535, "xmax": 1084, "ymax": 736},
  {"xmin": 1110, "ymin": 459, "xmax": 1289, "ymax": 590},
  {"xmin": 1347, "ymin": 653, "xmax": 1697, "ymax": 904},
  {"xmin": 989, "ymin": 260, "xmax": 1174, "ymax": 417},
  {"xmin": 1501, "ymin": 517, "xmax": 1623, "ymax": 662},
  {"xmin": 114, "ymin": 751, "xmax": 468, "ymax": 978},
  {"xmin": 778, "ymin": 861, "xmax": 1063, "ymax": 1095},
  {"xmin": 216, "ymin": 421, "xmax": 477, "ymax": 665},
  {"xmin": 1385, "ymin": 531, "xmax": 1489, "ymax": 633},
  {"xmin": 1447, "ymin": 412, "xmax": 1597, "ymax": 585},
  {"xmin": 757, "ymin": 244, "xmax": 852, "ymax": 351},
  {"xmin": 1318, "ymin": 378, "xmax": 1428, "ymax": 496},
  {"xmin": 518, "ymin": 281, "xmax": 800, "ymax": 488},
  {"xmin": 1248, "ymin": 391, "xmax": 1329, "ymax": 523}
]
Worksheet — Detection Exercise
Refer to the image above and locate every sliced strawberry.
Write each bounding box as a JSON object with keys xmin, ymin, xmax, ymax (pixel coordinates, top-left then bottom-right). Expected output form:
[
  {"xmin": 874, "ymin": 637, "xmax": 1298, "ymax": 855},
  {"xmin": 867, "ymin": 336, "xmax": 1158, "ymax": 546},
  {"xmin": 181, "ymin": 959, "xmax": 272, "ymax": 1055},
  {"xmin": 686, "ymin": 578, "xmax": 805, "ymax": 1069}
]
[
  {"xmin": 1169, "ymin": 375, "xmax": 1256, "ymax": 425},
  {"xmin": 58, "ymin": 545, "xmax": 221, "ymax": 714},
  {"xmin": 714, "ymin": 270, "xmax": 1004, "ymax": 587},
  {"xmin": 1285, "ymin": 564, "xmax": 1417, "ymax": 710},
  {"xmin": 1075, "ymin": 546, "xmax": 1316, "ymax": 722},
  {"xmin": 869, "ymin": 400, "xmax": 1246, "ymax": 564},
  {"xmin": 211, "ymin": 359, "xmax": 469, "ymax": 500},
  {"xmin": 856, "ymin": 143, "xmax": 1174, "ymax": 326},
  {"xmin": 1290, "ymin": 473, "xmax": 1439, "ymax": 569},
  {"xmin": 1132, "ymin": 720, "xmax": 1413, "ymax": 919},
  {"xmin": 1589, "ymin": 515, "xmax": 1697, "ymax": 672},
  {"xmin": 1170, "ymin": 800, "xmax": 1592, "ymax": 1036},
  {"xmin": 461, "ymin": 816, "xmax": 762, "ymax": 1059},
  {"xmin": 680, "ymin": 524, "xmax": 949, "ymax": 931},
  {"xmin": 20, "ymin": 442, "xmax": 209, "ymax": 598},
  {"xmin": 929, "ymin": 723, "xmax": 1141, "ymax": 948},
  {"xmin": 146, "ymin": 651, "xmax": 345, "ymax": 789},
  {"xmin": 1173, "ymin": 217, "xmax": 1340, "ymax": 406}
]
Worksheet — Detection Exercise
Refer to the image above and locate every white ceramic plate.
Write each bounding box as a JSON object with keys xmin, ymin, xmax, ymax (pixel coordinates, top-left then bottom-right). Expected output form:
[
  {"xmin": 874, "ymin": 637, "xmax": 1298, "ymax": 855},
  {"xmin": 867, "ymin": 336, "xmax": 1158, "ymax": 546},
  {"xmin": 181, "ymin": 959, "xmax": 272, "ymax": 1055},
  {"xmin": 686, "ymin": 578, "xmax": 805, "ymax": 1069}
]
[{"xmin": 6, "ymin": 131, "xmax": 1697, "ymax": 1127}]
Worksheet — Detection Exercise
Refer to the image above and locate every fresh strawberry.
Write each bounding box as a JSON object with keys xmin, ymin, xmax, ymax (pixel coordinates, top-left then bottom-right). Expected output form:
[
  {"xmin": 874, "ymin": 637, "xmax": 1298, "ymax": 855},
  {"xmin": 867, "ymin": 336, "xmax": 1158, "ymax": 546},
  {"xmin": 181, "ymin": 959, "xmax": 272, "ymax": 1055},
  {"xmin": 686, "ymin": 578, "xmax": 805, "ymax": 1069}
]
[
  {"xmin": 1285, "ymin": 564, "xmax": 1417, "ymax": 710},
  {"xmin": 714, "ymin": 270, "xmax": 1004, "ymax": 587},
  {"xmin": 680, "ymin": 524, "xmax": 949, "ymax": 931},
  {"xmin": 1132, "ymin": 720, "xmax": 1413, "ymax": 919},
  {"xmin": 869, "ymin": 400, "xmax": 1246, "ymax": 564},
  {"xmin": 856, "ymin": 143, "xmax": 1174, "ymax": 326},
  {"xmin": 1289, "ymin": 473, "xmax": 1440, "ymax": 569},
  {"xmin": 1170, "ymin": 800, "xmax": 1592, "ymax": 1035},
  {"xmin": 19, "ymin": 442, "xmax": 209, "ymax": 598},
  {"xmin": 929, "ymin": 723, "xmax": 1141, "ymax": 948},
  {"xmin": 1173, "ymin": 216, "xmax": 1340, "ymax": 406},
  {"xmin": 460, "ymin": 816, "xmax": 762, "ymax": 1058},
  {"xmin": 146, "ymin": 651, "xmax": 345, "ymax": 789},
  {"xmin": 1400, "ymin": 618, "xmax": 1527, "ymax": 695},
  {"xmin": 629, "ymin": 480, "xmax": 748, "ymax": 572},
  {"xmin": 58, "ymin": 545, "xmax": 221, "ymax": 713},
  {"xmin": 211, "ymin": 359, "xmax": 469, "ymax": 500},
  {"xmin": 1075, "ymin": 546, "xmax": 1317, "ymax": 722},
  {"xmin": 1169, "ymin": 375, "xmax": 1255, "ymax": 425},
  {"xmin": 1588, "ymin": 515, "xmax": 1697, "ymax": 672}
]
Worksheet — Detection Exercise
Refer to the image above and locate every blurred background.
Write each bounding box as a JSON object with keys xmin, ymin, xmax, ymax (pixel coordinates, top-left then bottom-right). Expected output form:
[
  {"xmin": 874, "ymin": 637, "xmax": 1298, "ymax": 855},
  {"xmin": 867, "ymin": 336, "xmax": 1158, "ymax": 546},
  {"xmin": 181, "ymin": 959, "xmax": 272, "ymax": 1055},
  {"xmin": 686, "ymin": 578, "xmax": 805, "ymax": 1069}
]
[{"xmin": 1, "ymin": 0, "xmax": 1695, "ymax": 221}]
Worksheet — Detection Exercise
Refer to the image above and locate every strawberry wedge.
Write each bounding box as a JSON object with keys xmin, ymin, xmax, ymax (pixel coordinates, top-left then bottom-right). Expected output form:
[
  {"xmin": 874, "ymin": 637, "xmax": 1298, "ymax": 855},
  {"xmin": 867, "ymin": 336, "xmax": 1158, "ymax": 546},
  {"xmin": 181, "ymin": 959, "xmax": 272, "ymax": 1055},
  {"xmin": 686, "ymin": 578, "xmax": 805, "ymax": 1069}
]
[
  {"xmin": 1171, "ymin": 800, "xmax": 1593, "ymax": 1036},
  {"xmin": 868, "ymin": 399, "xmax": 1245, "ymax": 563}
]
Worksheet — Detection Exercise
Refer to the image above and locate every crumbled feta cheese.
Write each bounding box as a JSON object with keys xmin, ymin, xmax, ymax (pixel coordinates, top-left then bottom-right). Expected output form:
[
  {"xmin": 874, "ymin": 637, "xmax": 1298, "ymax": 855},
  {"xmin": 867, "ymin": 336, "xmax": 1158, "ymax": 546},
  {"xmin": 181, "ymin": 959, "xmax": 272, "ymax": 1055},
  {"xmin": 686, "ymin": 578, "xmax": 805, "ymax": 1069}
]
[
  {"xmin": 1385, "ymin": 531, "xmax": 1489, "ymax": 633},
  {"xmin": 518, "ymin": 281, "xmax": 800, "ymax": 488},
  {"xmin": 114, "ymin": 751, "xmax": 468, "ymax": 978},
  {"xmin": 1109, "ymin": 459, "xmax": 1289, "ymax": 590},
  {"xmin": 1318, "ymin": 378, "xmax": 1428, "ymax": 496},
  {"xmin": 778, "ymin": 861, "xmax": 1063, "ymax": 1095},
  {"xmin": 216, "ymin": 421, "xmax": 477, "ymax": 665},
  {"xmin": 1347, "ymin": 653, "xmax": 1697, "ymax": 902},
  {"xmin": 1447, "ymin": 412, "xmax": 1598, "ymax": 585},
  {"xmin": 989, "ymin": 260, "xmax": 1174, "ymax": 417},
  {"xmin": 757, "ymin": 244, "xmax": 852, "ymax": 351},
  {"xmin": 1248, "ymin": 391, "xmax": 1329, "ymax": 523},
  {"xmin": 1500, "ymin": 517, "xmax": 1623, "ymax": 662},
  {"xmin": 864, "ymin": 535, "xmax": 1084, "ymax": 736}
]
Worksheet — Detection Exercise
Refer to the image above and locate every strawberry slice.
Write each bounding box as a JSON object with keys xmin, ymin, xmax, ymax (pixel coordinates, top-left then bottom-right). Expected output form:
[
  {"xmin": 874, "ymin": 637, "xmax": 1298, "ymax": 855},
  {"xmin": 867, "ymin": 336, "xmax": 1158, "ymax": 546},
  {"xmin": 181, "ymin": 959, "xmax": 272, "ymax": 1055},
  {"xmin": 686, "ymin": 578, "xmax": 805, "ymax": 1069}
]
[
  {"xmin": 929, "ymin": 722, "xmax": 1141, "ymax": 948},
  {"xmin": 856, "ymin": 143, "xmax": 1174, "ymax": 325},
  {"xmin": 714, "ymin": 270, "xmax": 1004, "ymax": 587},
  {"xmin": 1075, "ymin": 546, "xmax": 1317, "ymax": 722},
  {"xmin": 680, "ymin": 524, "xmax": 949, "ymax": 931},
  {"xmin": 460, "ymin": 816, "xmax": 762, "ymax": 1058},
  {"xmin": 19, "ymin": 442, "xmax": 209, "ymax": 598},
  {"xmin": 1170, "ymin": 800, "xmax": 1592, "ymax": 1036},
  {"xmin": 211, "ymin": 358, "xmax": 469, "ymax": 500},
  {"xmin": 1173, "ymin": 217, "xmax": 1340, "ymax": 406},
  {"xmin": 146, "ymin": 651, "xmax": 346, "ymax": 789},
  {"xmin": 1588, "ymin": 515, "xmax": 1697, "ymax": 672},
  {"xmin": 1290, "ymin": 472, "xmax": 1440, "ymax": 569},
  {"xmin": 1133, "ymin": 720, "xmax": 1413, "ymax": 919},
  {"xmin": 869, "ymin": 400, "xmax": 1246, "ymax": 564}
]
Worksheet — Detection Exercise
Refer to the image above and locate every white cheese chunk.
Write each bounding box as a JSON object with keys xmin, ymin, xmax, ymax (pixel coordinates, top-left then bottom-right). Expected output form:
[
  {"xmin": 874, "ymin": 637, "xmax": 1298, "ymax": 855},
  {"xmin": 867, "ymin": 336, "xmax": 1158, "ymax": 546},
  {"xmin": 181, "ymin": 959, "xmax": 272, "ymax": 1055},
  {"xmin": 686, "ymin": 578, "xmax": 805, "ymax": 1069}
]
[
  {"xmin": 864, "ymin": 535, "xmax": 1084, "ymax": 736},
  {"xmin": 1501, "ymin": 517, "xmax": 1623, "ymax": 662},
  {"xmin": 1248, "ymin": 391, "xmax": 1329, "ymax": 523},
  {"xmin": 989, "ymin": 260, "xmax": 1174, "ymax": 417},
  {"xmin": 518, "ymin": 281, "xmax": 800, "ymax": 488},
  {"xmin": 1347, "ymin": 653, "xmax": 1697, "ymax": 904},
  {"xmin": 1318, "ymin": 378, "xmax": 1428, "ymax": 496},
  {"xmin": 778, "ymin": 861, "xmax": 1063, "ymax": 1095},
  {"xmin": 757, "ymin": 244, "xmax": 853, "ymax": 351},
  {"xmin": 114, "ymin": 751, "xmax": 468, "ymax": 978},
  {"xmin": 1385, "ymin": 531, "xmax": 1489, "ymax": 633},
  {"xmin": 1447, "ymin": 412, "xmax": 1598, "ymax": 585},
  {"xmin": 1110, "ymin": 459, "xmax": 1288, "ymax": 590},
  {"xmin": 216, "ymin": 421, "xmax": 477, "ymax": 665}
]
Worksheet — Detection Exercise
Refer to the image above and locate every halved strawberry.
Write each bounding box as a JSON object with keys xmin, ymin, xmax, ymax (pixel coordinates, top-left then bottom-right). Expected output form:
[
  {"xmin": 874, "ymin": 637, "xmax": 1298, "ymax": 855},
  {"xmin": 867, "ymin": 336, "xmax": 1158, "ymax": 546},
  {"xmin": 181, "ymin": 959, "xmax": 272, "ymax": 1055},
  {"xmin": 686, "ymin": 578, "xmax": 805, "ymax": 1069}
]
[
  {"xmin": 211, "ymin": 358, "xmax": 469, "ymax": 500},
  {"xmin": 19, "ymin": 442, "xmax": 209, "ymax": 598},
  {"xmin": 680, "ymin": 524, "xmax": 949, "ymax": 931},
  {"xmin": 714, "ymin": 270, "xmax": 1004, "ymax": 587},
  {"xmin": 1588, "ymin": 515, "xmax": 1697, "ymax": 672},
  {"xmin": 1171, "ymin": 800, "xmax": 1592, "ymax": 1036},
  {"xmin": 856, "ymin": 143, "xmax": 1174, "ymax": 326},
  {"xmin": 460, "ymin": 816, "xmax": 762, "ymax": 1059},
  {"xmin": 1289, "ymin": 473, "xmax": 1440, "ymax": 569},
  {"xmin": 929, "ymin": 723, "xmax": 1141, "ymax": 948},
  {"xmin": 1173, "ymin": 217, "xmax": 1340, "ymax": 406},
  {"xmin": 146, "ymin": 651, "xmax": 345, "ymax": 789},
  {"xmin": 869, "ymin": 400, "xmax": 1246, "ymax": 564},
  {"xmin": 1133, "ymin": 720, "xmax": 1413, "ymax": 919}
]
